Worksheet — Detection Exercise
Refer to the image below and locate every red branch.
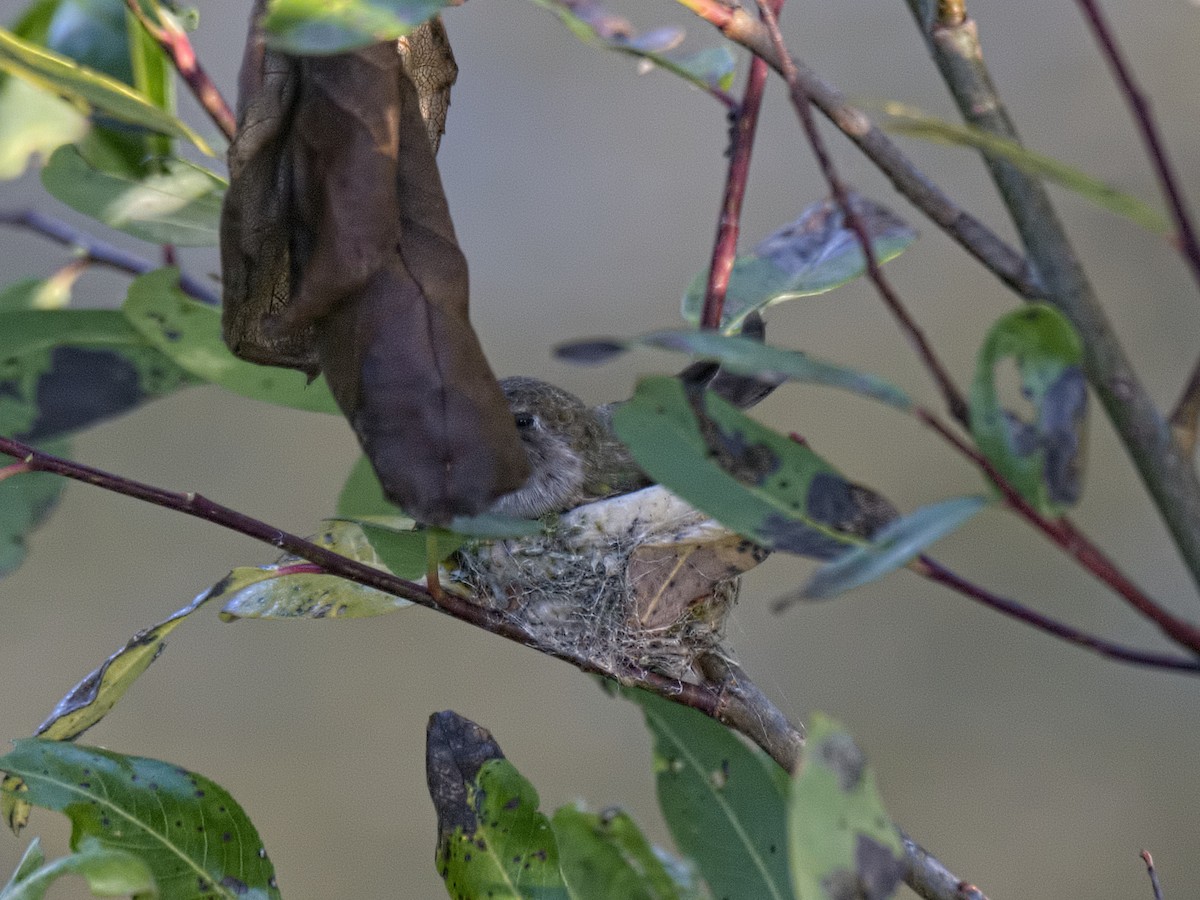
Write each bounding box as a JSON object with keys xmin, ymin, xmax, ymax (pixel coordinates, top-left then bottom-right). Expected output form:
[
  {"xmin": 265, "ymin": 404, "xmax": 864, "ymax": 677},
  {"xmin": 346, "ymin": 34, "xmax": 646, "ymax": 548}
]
[
  {"xmin": 124, "ymin": 0, "xmax": 236, "ymax": 142},
  {"xmin": 699, "ymin": 0, "xmax": 783, "ymax": 330}
]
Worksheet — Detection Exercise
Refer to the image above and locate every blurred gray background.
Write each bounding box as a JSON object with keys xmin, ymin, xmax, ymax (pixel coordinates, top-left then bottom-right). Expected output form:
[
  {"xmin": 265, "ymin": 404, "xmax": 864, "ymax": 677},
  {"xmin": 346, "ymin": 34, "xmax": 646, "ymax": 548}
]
[{"xmin": 2, "ymin": 0, "xmax": 1200, "ymax": 897}]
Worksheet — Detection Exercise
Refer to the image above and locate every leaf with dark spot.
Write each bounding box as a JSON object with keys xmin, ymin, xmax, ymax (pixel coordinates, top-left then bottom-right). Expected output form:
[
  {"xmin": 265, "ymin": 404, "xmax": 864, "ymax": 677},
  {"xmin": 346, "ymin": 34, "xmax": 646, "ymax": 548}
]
[
  {"xmin": 969, "ymin": 304, "xmax": 1088, "ymax": 515},
  {"xmin": 788, "ymin": 714, "xmax": 904, "ymax": 900},
  {"xmin": 613, "ymin": 377, "xmax": 897, "ymax": 559},
  {"xmin": 425, "ymin": 711, "xmax": 570, "ymax": 898},
  {"xmin": 0, "ymin": 740, "xmax": 279, "ymax": 898}
]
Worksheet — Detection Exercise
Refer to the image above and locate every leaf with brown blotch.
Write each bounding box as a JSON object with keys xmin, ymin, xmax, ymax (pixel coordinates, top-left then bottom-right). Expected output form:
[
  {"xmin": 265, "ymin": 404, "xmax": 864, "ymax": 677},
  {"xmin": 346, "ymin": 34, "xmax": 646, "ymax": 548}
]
[{"xmin": 220, "ymin": 5, "xmax": 529, "ymax": 525}]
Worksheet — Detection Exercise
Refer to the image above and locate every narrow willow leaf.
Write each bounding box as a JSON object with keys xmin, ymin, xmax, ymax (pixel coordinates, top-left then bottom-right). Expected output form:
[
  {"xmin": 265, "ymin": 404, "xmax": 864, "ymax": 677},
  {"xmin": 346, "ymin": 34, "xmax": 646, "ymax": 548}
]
[
  {"xmin": 969, "ymin": 304, "xmax": 1088, "ymax": 515},
  {"xmin": 122, "ymin": 269, "xmax": 341, "ymax": 414},
  {"xmin": 788, "ymin": 714, "xmax": 905, "ymax": 900},
  {"xmin": 613, "ymin": 377, "xmax": 896, "ymax": 559},
  {"xmin": 796, "ymin": 495, "xmax": 989, "ymax": 603},
  {"xmin": 552, "ymin": 805, "xmax": 702, "ymax": 900},
  {"xmin": 127, "ymin": 0, "xmax": 175, "ymax": 162},
  {"xmin": 337, "ymin": 453, "xmax": 395, "ymax": 518},
  {"xmin": 0, "ymin": 26, "xmax": 210, "ymax": 153},
  {"xmin": 531, "ymin": 0, "xmax": 735, "ymax": 94},
  {"xmin": 35, "ymin": 589, "xmax": 212, "ymax": 742},
  {"xmin": 215, "ymin": 520, "xmax": 412, "ymax": 620},
  {"xmin": 426, "ymin": 711, "xmax": 569, "ymax": 900},
  {"xmin": 42, "ymin": 144, "xmax": 224, "ymax": 246},
  {"xmin": 880, "ymin": 102, "xmax": 1170, "ymax": 234},
  {"xmin": 619, "ymin": 687, "xmax": 791, "ymax": 900},
  {"xmin": 0, "ymin": 740, "xmax": 280, "ymax": 900},
  {"xmin": 0, "ymin": 835, "xmax": 156, "ymax": 899},
  {"xmin": 558, "ymin": 330, "xmax": 914, "ymax": 412},
  {"xmin": 261, "ymin": 0, "xmax": 448, "ymax": 54},
  {"xmin": 1, "ymin": 837, "xmax": 45, "ymax": 896},
  {"xmin": 681, "ymin": 194, "xmax": 917, "ymax": 331}
]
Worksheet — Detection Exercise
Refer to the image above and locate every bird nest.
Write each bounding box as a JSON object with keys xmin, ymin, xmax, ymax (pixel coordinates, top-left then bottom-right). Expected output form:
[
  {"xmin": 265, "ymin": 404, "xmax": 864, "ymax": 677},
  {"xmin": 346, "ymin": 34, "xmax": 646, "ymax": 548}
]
[{"xmin": 449, "ymin": 486, "xmax": 769, "ymax": 681}]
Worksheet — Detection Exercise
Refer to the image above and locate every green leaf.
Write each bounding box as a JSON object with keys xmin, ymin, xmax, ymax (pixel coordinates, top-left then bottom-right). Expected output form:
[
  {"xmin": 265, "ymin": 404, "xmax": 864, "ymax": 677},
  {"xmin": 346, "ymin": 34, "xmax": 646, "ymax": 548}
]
[
  {"xmin": 0, "ymin": 438, "xmax": 68, "ymax": 579},
  {"xmin": 122, "ymin": 268, "xmax": 341, "ymax": 414},
  {"xmin": 552, "ymin": 805, "xmax": 701, "ymax": 900},
  {"xmin": 0, "ymin": 308, "xmax": 195, "ymax": 441},
  {"xmin": 215, "ymin": 520, "xmax": 413, "ymax": 620},
  {"xmin": 531, "ymin": 0, "xmax": 735, "ymax": 94},
  {"xmin": 431, "ymin": 751, "xmax": 569, "ymax": 898},
  {"xmin": 788, "ymin": 714, "xmax": 905, "ymax": 900},
  {"xmin": 261, "ymin": 0, "xmax": 448, "ymax": 54},
  {"xmin": 0, "ymin": 74, "xmax": 88, "ymax": 179},
  {"xmin": 620, "ymin": 687, "xmax": 791, "ymax": 900},
  {"xmin": 681, "ymin": 194, "xmax": 917, "ymax": 332},
  {"xmin": 0, "ymin": 740, "xmax": 280, "ymax": 900},
  {"xmin": 43, "ymin": 0, "xmax": 133, "ymax": 85},
  {"xmin": 558, "ymin": 330, "xmax": 914, "ymax": 412},
  {"xmin": 969, "ymin": 304, "xmax": 1088, "ymax": 515},
  {"xmin": 126, "ymin": 0, "xmax": 175, "ymax": 162},
  {"xmin": 336, "ymin": 453, "xmax": 394, "ymax": 517},
  {"xmin": 0, "ymin": 836, "xmax": 156, "ymax": 899},
  {"xmin": 0, "ymin": 25, "xmax": 211, "ymax": 154},
  {"xmin": 41, "ymin": 144, "xmax": 225, "ymax": 246},
  {"xmin": 1, "ymin": 838, "xmax": 46, "ymax": 898},
  {"xmin": 613, "ymin": 377, "xmax": 894, "ymax": 559},
  {"xmin": 355, "ymin": 520, "xmax": 461, "ymax": 581},
  {"xmin": 880, "ymin": 102, "xmax": 1170, "ymax": 234},
  {"xmin": 796, "ymin": 495, "xmax": 989, "ymax": 602}
]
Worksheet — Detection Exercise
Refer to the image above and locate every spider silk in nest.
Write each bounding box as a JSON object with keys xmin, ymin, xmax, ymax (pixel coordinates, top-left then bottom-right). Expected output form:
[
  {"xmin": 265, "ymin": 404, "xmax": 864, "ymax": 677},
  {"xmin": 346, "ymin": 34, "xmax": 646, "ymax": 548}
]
[{"xmin": 450, "ymin": 485, "xmax": 770, "ymax": 682}]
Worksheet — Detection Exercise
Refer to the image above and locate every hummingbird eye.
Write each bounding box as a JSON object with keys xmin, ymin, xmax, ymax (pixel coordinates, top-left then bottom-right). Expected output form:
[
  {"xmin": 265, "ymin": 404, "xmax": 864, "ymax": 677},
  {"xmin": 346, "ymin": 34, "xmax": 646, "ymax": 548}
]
[{"xmin": 514, "ymin": 413, "xmax": 536, "ymax": 429}]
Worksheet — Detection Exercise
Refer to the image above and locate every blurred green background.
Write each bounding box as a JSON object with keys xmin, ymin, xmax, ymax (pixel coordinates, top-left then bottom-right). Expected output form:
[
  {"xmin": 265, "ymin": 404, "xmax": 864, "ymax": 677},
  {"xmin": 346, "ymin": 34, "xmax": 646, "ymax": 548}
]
[{"xmin": 2, "ymin": 0, "xmax": 1200, "ymax": 897}]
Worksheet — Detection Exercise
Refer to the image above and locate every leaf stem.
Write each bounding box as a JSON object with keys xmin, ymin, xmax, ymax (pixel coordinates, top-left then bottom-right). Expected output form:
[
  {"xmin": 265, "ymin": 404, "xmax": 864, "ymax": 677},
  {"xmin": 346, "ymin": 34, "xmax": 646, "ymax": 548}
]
[
  {"xmin": 0, "ymin": 208, "xmax": 220, "ymax": 306},
  {"xmin": 913, "ymin": 555, "xmax": 1200, "ymax": 673},
  {"xmin": 755, "ymin": 2, "xmax": 970, "ymax": 426},
  {"xmin": 123, "ymin": 0, "xmax": 236, "ymax": 142},
  {"xmin": 916, "ymin": 408, "xmax": 1200, "ymax": 654}
]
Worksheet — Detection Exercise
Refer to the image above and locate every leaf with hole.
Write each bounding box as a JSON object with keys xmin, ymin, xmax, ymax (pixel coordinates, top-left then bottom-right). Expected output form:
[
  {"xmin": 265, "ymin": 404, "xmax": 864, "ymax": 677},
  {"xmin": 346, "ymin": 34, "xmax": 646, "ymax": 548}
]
[
  {"xmin": 613, "ymin": 377, "xmax": 897, "ymax": 559},
  {"xmin": 795, "ymin": 495, "xmax": 989, "ymax": 603},
  {"xmin": 788, "ymin": 714, "xmax": 905, "ymax": 900},
  {"xmin": 969, "ymin": 304, "xmax": 1088, "ymax": 515},
  {"xmin": 681, "ymin": 193, "xmax": 917, "ymax": 332},
  {"xmin": 122, "ymin": 269, "xmax": 340, "ymax": 414},
  {"xmin": 42, "ymin": 144, "xmax": 225, "ymax": 246},
  {"xmin": 0, "ymin": 740, "xmax": 280, "ymax": 899}
]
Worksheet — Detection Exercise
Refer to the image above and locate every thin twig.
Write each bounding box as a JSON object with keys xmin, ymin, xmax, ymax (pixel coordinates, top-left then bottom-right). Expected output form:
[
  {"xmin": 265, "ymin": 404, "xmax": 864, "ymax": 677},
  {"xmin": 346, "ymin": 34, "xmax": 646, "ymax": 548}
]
[
  {"xmin": 124, "ymin": 0, "xmax": 236, "ymax": 142},
  {"xmin": 1071, "ymin": 0, "xmax": 1200, "ymax": 300},
  {"xmin": 915, "ymin": 407, "xmax": 1200, "ymax": 654},
  {"xmin": 755, "ymin": 1, "xmax": 970, "ymax": 426},
  {"xmin": 0, "ymin": 208, "xmax": 220, "ymax": 306},
  {"xmin": 913, "ymin": 555, "xmax": 1200, "ymax": 673},
  {"xmin": 901, "ymin": 3, "xmax": 1200, "ymax": 595},
  {"xmin": 699, "ymin": 0, "xmax": 782, "ymax": 330},
  {"xmin": 674, "ymin": 0, "xmax": 1040, "ymax": 298},
  {"xmin": 902, "ymin": 835, "xmax": 989, "ymax": 900},
  {"xmin": 1140, "ymin": 850, "xmax": 1165, "ymax": 900},
  {"xmin": 0, "ymin": 434, "xmax": 764, "ymax": 762},
  {"xmin": 1170, "ymin": 361, "xmax": 1200, "ymax": 457}
]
